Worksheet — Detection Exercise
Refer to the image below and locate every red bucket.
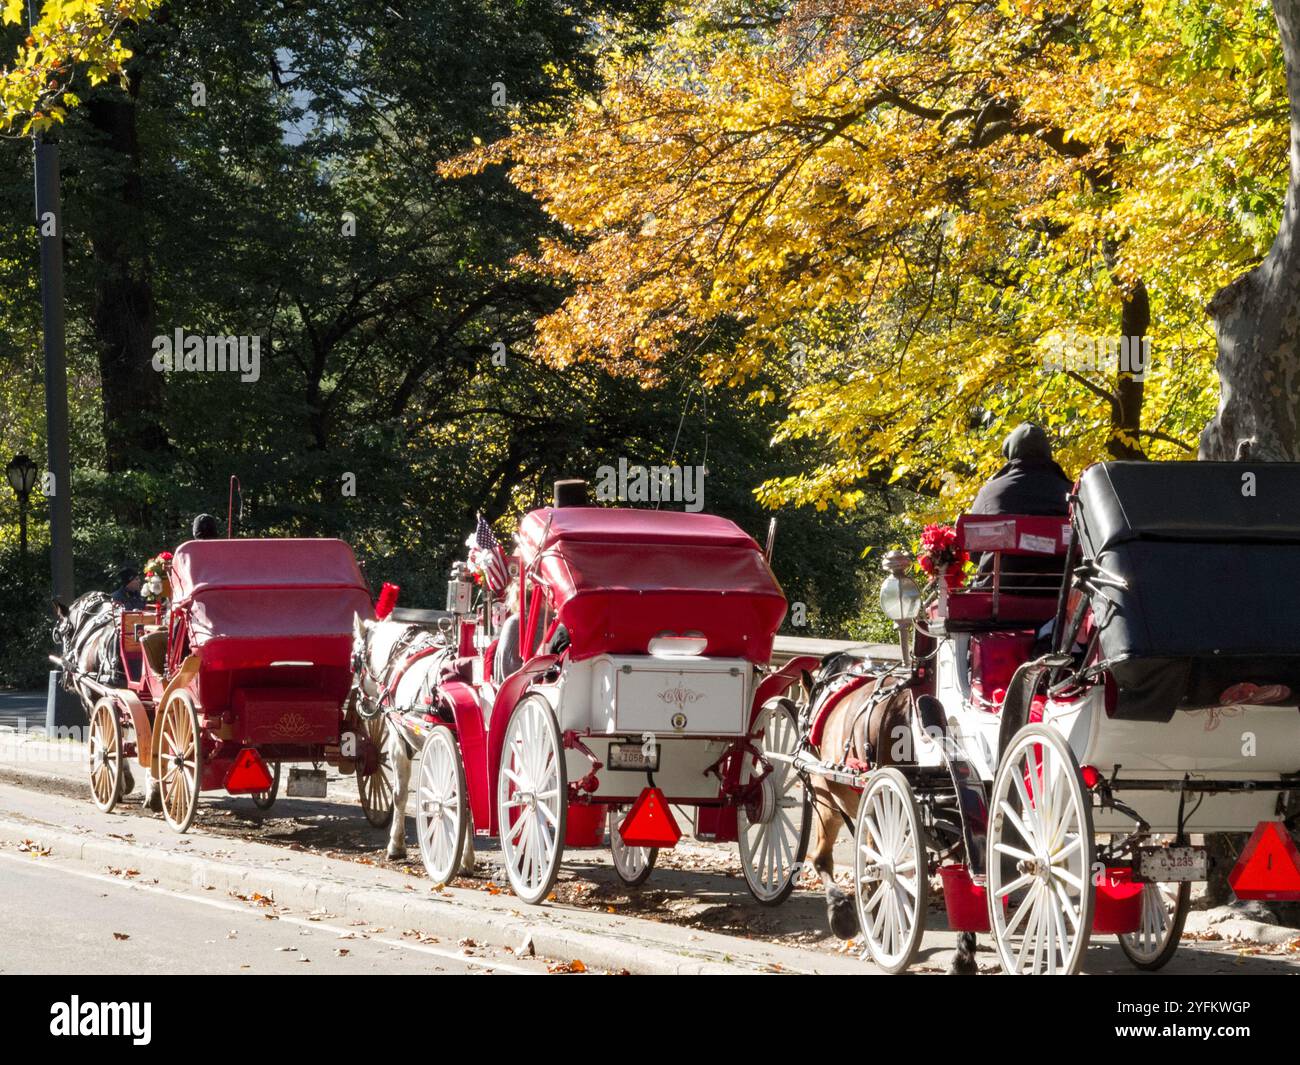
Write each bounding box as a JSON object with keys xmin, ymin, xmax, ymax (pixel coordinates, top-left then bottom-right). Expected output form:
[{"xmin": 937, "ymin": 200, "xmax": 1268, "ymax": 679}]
[
  {"xmin": 564, "ymin": 802, "xmax": 605, "ymax": 849},
  {"xmin": 1093, "ymin": 867, "xmax": 1143, "ymax": 934},
  {"xmin": 939, "ymin": 864, "xmax": 1004, "ymax": 933}
]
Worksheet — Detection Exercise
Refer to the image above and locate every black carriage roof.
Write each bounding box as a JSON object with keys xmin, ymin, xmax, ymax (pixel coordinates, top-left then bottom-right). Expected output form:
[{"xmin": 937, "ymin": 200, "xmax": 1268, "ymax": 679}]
[{"xmin": 1074, "ymin": 461, "xmax": 1300, "ymax": 555}]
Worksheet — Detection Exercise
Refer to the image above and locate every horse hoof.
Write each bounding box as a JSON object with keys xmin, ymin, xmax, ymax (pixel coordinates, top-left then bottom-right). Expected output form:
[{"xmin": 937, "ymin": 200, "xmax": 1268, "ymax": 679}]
[
  {"xmin": 827, "ymin": 888, "xmax": 859, "ymax": 940},
  {"xmin": 387, "ymin": 849, "xmax": 407, "ymax": 861},
  {"xmin": 947, "ymin": 955, "xmax": 979, "ymax": 975}
]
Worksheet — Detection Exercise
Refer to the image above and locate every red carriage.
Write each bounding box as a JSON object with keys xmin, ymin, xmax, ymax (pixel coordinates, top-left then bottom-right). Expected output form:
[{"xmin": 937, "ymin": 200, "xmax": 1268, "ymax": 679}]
[
  {"xmin": 71, "ymin": 538, "xmax": 392, "ymax": 832},
  {"xmin": 376, "ymin": 506, "xmax": 812, "ymax": 905}
]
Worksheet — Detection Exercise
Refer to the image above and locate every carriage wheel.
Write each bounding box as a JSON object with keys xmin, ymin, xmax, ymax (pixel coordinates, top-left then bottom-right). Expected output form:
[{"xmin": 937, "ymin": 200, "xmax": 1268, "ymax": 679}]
[
  {"xmin": 609, "ymin": 805, "xmax": 657, "ymax": 887},
  {"xmin": 416, "ymin": 724, "xmax": 469, "ymax": 886},
  {"xmin": 854, "ymin": 768, "xmax": 928, "ymax": 973},
  {"xmin": 987, "ymin": 724, "xmax": 1095, "ymax": 975},
  {"xmin": 1118, "ymin": 879, "xmax": 1190, "ymax": 971},
  {"xmin": 354, "ymin": 708, "xmax": 395, "ymax": 829},
  {"xmin": 497, "ymin": 696, "xmax": 566, "ymax": 905},
  {"xmin": 737, "ymin": 700, "xmax": 811, "ymax": 905},
  {"xmin": 156, "ymin": 693, "xmax": 202, "ymax": 834},
  {"xmin": 88, "ymin": 699, "xmax": 124, "ymax": 813},
  {"xmin": 251, "ymin": 761, "xmax": 281, "ymax": 811}
]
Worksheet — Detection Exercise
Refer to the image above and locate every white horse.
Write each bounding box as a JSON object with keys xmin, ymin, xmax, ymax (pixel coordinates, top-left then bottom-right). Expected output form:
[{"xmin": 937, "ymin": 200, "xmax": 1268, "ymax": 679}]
[{"xmin": 351, "ymin": 616, "xmax": 476, "ymax": 872}]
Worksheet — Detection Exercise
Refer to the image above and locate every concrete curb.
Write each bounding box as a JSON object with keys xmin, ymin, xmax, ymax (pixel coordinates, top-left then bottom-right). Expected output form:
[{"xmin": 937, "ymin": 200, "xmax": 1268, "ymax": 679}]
[{"xmin": 0, "ymin": 813, "xmax": 861, "ymax": 976}]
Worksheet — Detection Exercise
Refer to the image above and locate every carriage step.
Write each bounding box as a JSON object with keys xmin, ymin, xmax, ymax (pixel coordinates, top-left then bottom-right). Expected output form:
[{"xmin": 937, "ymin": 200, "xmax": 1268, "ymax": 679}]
[{"xmin": 287, "ymin": 767, "xmax": 327, "ymax": 798}]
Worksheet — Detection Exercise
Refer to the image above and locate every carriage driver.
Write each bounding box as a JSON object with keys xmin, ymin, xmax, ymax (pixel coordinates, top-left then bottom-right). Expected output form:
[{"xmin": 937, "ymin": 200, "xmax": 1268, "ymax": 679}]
[{"xmin": 110, "ymin": 567, "xmax": 148, "ymax": 610}]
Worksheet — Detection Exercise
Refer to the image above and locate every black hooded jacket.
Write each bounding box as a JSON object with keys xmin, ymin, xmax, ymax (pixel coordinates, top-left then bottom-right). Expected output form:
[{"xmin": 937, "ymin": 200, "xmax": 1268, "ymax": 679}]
[
  {"xmin": 970, "ymin": 424, "xmax": 1072, "ymax": 591},
  {"xmin": 971, "ymin": 423, "xmax": 1072, "ymax": 517}
]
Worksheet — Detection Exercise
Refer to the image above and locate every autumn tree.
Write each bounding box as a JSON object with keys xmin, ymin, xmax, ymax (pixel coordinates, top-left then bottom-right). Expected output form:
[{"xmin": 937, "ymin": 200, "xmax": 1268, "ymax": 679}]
[{"xmin": 460, "ymin": 0, "xmax": 1288, "ymax": 512}]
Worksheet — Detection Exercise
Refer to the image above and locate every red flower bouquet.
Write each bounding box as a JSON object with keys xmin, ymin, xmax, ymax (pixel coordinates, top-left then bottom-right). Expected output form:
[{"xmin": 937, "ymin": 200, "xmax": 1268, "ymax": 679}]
[{"xmin": 917, "ymin": 524, "xmax": 969, "ymax": 590}]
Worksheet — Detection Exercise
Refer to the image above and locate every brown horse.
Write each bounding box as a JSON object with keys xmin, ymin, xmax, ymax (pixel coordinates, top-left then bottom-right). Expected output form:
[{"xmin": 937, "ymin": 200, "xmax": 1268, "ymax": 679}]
[{"xmin": 803, "ymin": 655, "xmax": 978, "ymax": 973}]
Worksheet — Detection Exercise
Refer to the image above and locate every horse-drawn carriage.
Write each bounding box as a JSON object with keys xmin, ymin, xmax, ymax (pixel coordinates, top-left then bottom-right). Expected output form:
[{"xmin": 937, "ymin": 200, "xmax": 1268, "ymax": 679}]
[
  {"xmin": 57, "ymin": 538, "xmax": 393, "ymax": 832},
  {"xmin": 356, "ymin": 506, "xmax": 812, "ymax": 905},
  {"xmin": 791, "ymin": 461, "xmax": 1300, "ymax": 974}
]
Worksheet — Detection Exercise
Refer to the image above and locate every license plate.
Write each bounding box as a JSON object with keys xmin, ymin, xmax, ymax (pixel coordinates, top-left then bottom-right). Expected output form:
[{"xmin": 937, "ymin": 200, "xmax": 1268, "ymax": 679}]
[
  {"xmin": 607, "ymin": 742, "xmax": 658, "ymax": 772},
  {"xmin": 287, "ymin": 767, "xmax": 327, "ymax": 798},
  {"xmin": 1136, "ymin": 844, "xmax": 1207, "ymax": 883}
]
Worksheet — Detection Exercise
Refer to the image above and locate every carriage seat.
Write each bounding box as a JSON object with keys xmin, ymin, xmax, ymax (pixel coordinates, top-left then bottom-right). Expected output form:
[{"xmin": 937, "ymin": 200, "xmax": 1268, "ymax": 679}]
[
  {"xmin": 969, "ymin": 630, "xmax": 1036, "ymax": 708},
  {"xmin": 934, "ymin": 514, "xmax": 1071, "ymax": 632}
]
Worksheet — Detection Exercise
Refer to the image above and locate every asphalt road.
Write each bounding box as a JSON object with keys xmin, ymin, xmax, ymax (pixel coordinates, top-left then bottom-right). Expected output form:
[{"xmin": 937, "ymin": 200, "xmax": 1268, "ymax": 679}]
[{"xmin": 0, "ymin": 851, "xmax": 543, "ymax": 975}]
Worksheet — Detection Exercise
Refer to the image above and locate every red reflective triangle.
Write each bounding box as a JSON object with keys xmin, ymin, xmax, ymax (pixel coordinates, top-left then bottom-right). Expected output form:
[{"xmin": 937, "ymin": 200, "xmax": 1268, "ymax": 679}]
[
  {"xmin": 1229, "ymin": 821, "xmax": 1300, "ymax": 901},
  {"xmin": 618, "ymin": 787, "xmax": 681, "ymax": 849},
  {"xmin": 225, "ymin": 747, "xmax": 274, "ymax": 794}
]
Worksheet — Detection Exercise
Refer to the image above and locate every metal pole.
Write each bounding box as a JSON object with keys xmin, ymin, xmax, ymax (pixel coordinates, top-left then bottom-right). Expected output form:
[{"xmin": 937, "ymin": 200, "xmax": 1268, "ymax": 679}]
[{"xmin": 35, "ymin": 139, "xmax": 74, "ymax": 605}]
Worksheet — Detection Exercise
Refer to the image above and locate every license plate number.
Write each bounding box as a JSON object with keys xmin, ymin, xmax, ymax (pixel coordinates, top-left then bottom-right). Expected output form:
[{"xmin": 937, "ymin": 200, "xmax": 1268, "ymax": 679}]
[
  {"xmin": 607, "ymin": 742, "xmax": 658, "ymax": 772},
  {"xmin": 1136, "ymin": 844, "xmax": 1207, "ymax": 883}
]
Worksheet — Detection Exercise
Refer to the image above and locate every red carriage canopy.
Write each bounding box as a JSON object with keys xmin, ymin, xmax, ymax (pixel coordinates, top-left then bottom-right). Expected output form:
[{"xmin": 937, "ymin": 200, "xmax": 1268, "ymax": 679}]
[
  {"xmin": 170, "ymin": 538, "xmax": 373, "ymax": 670},
  {"xmin": 515, "ymin": 508, "xmax": 787, "ymax": 663}
]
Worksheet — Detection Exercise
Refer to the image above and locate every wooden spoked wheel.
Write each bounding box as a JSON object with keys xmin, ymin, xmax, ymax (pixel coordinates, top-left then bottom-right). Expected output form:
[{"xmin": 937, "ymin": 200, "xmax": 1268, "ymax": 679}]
[
  {"xmin": 251, "ymin": 761, "xmax": 281, "ymax": 811},
  {"xmin": 415, "ymin": 724, "xmax": 469, "ymax": 885},
  {"xmin": 353, "ymin": 706, "xmax": 395, "ymax": 829},
  {"xmin": 1119, "ymin": 876, "xmax": 1190, "ymax": 971},
  {"xmin": 88, "ymin": 698, "xmax": 125, "ymax": 813},
  {"xmin": 156, "ymin": 692, "xmax": 202, "ymax": 833},
  {"xmin": 854, "ymin": 767, "xmax": 928, "ymax": 973},
  {"xmin": 987, "ymin": 724, "xmax": 1095, "ymax": 975},
  {"xmin": 497, "ymin": 696, "xmax": 566, "ymax": 905},
  {"xmin": 609, "ymin": 805, "xmax": 657, "ymax": 887},
  {"xmin": 737, "ymin": 700, "xmax": 811, "ymax": 905}
]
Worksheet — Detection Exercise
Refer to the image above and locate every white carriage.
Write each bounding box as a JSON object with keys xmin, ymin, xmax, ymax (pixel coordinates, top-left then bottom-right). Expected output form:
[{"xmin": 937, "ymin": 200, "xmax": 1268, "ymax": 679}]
[{"xmin": 799, "ymin": 461, "xmax": 1300, "ymax": 974}]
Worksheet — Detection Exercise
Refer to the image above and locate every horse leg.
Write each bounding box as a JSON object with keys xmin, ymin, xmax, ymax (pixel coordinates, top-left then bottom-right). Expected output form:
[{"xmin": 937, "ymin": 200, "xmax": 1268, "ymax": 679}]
[
  {"xmin": 386, "ymin": 727, "xmax": 410, "ymax": 860},
  {"xmin": 809, "ymin": 776, "xmax": 859, "ymax": 939},
  {"xmin": 459, "ymin": 826, "xmax": 477, "ymax": 875},
  {"xmin": 949, "ymin": 931, "xmax": 979, "ymax": 975}
]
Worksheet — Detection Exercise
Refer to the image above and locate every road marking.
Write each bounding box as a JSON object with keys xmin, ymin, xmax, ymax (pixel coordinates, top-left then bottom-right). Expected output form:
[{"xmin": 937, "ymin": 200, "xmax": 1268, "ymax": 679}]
[{"xmin": 0, "ymin": 851, "xmax": 539, "ymax": 974}]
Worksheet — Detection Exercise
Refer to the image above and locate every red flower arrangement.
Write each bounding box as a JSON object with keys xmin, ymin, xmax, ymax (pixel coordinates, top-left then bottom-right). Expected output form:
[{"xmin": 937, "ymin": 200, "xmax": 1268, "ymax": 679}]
[{"xmin": 917, "ymin": 524, "xmax": 969, "ymax": 590}]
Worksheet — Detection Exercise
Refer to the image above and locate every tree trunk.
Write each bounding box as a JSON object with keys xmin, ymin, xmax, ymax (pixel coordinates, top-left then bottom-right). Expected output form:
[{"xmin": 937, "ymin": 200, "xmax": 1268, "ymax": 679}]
[
  {"xmin": 1200, "ymin": 0, "xmax": 1300, "ymax": 460},
  {"xmin": 1198, "ymin": 0, "xmax": 1300, "ymax": 919},
  {"xmin": 86, "ymin": 71, "xmax": 168, "ymax": 473},
  {"xmin": 1108, "ymin": 279, "xmax": 1149, "ymax": 460}
]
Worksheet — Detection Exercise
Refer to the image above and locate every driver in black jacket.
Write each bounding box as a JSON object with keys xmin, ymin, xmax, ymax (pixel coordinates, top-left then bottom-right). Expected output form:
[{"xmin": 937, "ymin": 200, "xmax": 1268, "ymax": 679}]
[{"xmin": 971, "ymin": 423, "xmax": 1072, "ymax": 590}]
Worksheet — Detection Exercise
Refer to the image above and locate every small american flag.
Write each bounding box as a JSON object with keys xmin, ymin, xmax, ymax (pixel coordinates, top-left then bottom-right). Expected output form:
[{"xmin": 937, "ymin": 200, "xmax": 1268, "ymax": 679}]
[{"xmin": 474, "ymin": 513, "xmax": 510, "ymax": 594}]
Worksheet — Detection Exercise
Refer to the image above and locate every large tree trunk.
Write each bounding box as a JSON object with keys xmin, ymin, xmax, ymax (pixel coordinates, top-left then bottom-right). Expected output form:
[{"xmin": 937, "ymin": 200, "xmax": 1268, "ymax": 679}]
[
  {"xmin": 1200, "ymin": 0, "xmax": 1300, "ymax": 460},
  {"xmin": 86, "ymin": 70, "xmax": 168, "ymax": 474},
  {"xmin": 1198, "ymin": 0, "xmax": 1300, "ymax": 921}
]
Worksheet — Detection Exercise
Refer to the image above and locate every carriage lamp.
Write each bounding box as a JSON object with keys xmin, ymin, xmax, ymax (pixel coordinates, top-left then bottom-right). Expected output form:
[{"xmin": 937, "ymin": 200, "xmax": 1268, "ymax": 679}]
[
  {"xmin": 5, "ymin": 453, "xmax": 38, "ymax": 567},
  {"xmin": 879, "ymin": 549, "xmax": 921, "ymax": 666},
  {"xmin": 447, "ymin": 560, "xmax": 474, "ymax": 615}
]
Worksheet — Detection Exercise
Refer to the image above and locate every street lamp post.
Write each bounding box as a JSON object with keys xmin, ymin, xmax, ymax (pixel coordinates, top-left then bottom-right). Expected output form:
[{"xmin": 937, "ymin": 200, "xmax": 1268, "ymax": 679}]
[{"xmin": 5, "ymin": 453, "xmax": 39, "ymax": 567}]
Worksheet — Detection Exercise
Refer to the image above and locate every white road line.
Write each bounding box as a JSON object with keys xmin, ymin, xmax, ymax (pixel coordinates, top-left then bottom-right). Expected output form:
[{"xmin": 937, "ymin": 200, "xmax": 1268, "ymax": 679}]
[{"xmin": 0, "ymin": 851, "xmax": 538, "ymax": 975}]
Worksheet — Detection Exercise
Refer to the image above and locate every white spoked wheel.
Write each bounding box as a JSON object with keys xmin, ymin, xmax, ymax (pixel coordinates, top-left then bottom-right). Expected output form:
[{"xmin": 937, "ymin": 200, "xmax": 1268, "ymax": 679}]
[
  {"xmin": 88, "ymin": 698, "xmax": 124, "ymax": 813},
  {"xmin": 416, "ymin": 724, "xmax": 469, "ymax": 886},
  {"xmin": 251, "ymin": 761, "xmax": 281, "ymax": 811},
  {"xmin": 355, "ymin": 709, "xmax": 395, "ymax": 829},
  {"xmin": 156, "ymin": 692, "xmax": 202, "ymax": 834},
  {"xmin": 987, "ymin": 724, "xmax": 1095, "ymax": 975},
  {"xmin": 737, "ymin": 700, "xmax": 812, "ymax": 905},
  {"xmin": 1119, "ymin": 878, "xmax": 1190, "ymax": 971},
  {"xmin": 854, "ymin": 767, "xmax": 928, "ymax": 973},
  {"xmin": 609, "ymin": 805, "xmax": 657, "ymax": 887},
  {"xmin": 497, "ymin": 696, "xmax": 566, "ymax": 905}
]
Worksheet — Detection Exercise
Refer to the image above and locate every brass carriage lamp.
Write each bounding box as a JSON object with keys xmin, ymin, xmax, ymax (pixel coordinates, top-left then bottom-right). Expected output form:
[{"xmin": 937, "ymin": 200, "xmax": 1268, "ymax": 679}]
[
  {"xmin": 5, "ymin": 453, "xmax": 38, "ymax": 567},
  {"xmin": 879, "ymin": 548, "xmax": 921, "ymax": 667}
]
